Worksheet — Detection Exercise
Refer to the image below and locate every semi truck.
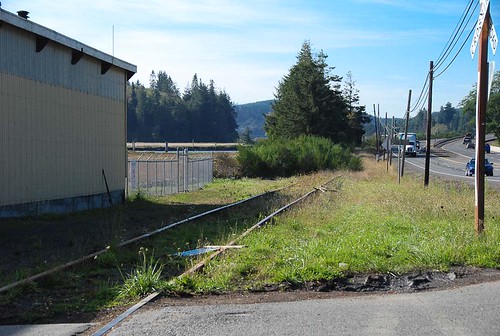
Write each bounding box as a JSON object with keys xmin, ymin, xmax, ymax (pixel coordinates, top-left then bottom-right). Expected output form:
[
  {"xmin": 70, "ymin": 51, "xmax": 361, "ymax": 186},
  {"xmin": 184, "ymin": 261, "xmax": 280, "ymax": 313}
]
[{"xmin": 398, "ymin": 132, "xmax": 417, "ymax": 157}]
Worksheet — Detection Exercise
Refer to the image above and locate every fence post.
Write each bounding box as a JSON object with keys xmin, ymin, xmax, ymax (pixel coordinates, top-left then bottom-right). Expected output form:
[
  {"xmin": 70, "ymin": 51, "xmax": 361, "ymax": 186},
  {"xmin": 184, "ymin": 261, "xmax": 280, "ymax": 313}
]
[
  {"xmin": 137, "ymin": 160, "xmax": 141, "ymax": 194},
  {"xmin": 177, "ymin": 148, "xmax": 180, "ymax": 193},
  {"xmin": 155, "ymin": 160, "xmax": 158, "ymax": 196},
  {"xmin": 146, "ymin": 158, "xmax": 149, "ymax": 196},
  {"xmin": 184, "ymin": 148, "xmax": 189, "ymax": 192}
]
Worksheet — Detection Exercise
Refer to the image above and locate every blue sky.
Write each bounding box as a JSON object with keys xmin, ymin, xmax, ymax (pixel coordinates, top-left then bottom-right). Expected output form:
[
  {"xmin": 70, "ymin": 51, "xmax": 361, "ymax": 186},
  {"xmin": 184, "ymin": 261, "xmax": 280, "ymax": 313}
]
[{"xmin": 3, "ymin": 0, "xmax": 500, "ymax": 118}]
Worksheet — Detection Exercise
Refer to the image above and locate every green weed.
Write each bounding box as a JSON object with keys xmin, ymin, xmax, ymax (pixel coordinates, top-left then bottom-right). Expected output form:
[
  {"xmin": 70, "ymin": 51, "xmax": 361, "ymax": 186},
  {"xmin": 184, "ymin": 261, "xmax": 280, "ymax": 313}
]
[{"xmin": 117, "ymin": 247, "xmax": 164, "ymax": 299}]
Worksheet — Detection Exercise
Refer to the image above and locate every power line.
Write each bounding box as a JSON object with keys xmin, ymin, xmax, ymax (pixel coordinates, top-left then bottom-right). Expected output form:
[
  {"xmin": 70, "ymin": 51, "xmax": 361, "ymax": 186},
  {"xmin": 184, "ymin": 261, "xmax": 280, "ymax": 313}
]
[
  {"xmin": 410, "ymin": 73, "xmax": 429, "ymax": 113},
  {"xmin": 434, "ymin": 0, "xmax": 477, "ymax": 70},
  {"xmin": 407, "ymin": 0, "xmax": 478, "ymax": 115},
  {"xmin": 434, "ymin": 24, "xmax": 476, "ymax": 79}
]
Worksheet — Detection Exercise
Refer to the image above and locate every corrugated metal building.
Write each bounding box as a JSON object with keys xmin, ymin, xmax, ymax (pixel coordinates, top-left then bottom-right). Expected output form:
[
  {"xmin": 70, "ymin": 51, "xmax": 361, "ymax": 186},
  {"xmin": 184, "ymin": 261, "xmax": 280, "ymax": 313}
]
[{"xmin": 0, "ymin": 9, "xmax": 137, "ymax": 217}]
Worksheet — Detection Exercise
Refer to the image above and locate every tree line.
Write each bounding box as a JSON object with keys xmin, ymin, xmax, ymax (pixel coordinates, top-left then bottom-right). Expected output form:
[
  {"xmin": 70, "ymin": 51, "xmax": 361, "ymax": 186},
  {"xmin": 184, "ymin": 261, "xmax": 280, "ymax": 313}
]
[
  {"xmin": 406, "ymin": 102, "xmax": 474, "ymax": 138},
  {"xmin": 127, "ymin": 41, "xmax": 371, "ymax": 146},
  {"xmin": 127, "ymin": 71, "xmax": 238, "ymax": 142},
  {"xmin": 461, "ymin": 71, "xmax": 500, "ymax": 140}
]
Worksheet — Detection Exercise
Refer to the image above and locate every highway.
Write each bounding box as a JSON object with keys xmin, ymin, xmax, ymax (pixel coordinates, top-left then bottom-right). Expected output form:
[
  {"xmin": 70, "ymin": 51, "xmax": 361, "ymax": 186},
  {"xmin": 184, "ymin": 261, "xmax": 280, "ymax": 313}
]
[{"xmin": 402, "ymin": 138, "xmax": 500, "ymax": 186}]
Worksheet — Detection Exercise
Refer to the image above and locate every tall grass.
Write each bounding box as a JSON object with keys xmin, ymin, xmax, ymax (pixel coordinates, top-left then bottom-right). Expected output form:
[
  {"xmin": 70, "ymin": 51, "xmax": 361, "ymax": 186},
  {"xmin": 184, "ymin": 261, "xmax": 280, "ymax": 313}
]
[
  {"xmin": 118, "ymin": 247, "xmax": 164, "ymax": 299},
  {"xmin": 178, "ymin": 158, "xmax": 500, "ymax": 292}
]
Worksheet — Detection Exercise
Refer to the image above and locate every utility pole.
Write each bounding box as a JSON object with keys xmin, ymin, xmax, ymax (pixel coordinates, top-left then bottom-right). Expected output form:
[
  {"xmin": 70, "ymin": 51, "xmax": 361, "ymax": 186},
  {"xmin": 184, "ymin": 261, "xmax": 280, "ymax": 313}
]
[
  {"xmin": 424, "ymin": 61, "xmax": 433, "ymax": 187},
  {"xmin": 475, "ymin": 3, "xmax": 489, "ymax": 234},
  {"xmin": 378, "ymin": 104, "xmax": 382, "ymax": 160},
  {"xmin": 385, "ymin": 112, "xmax": 388, "ymax": 170},
  {"xmin": 401, "ymin": 90, "xmax": 412, "ymax": 178},
  {"xmin": 373, "ymin": 104, "xmax": 379, "ymax": 159},
  {"xmin": 390, "ymin": 116, "xmax": 394, "ymax": 167},
  {"xmin": 470, "ymin": 0, "xmax": 497, "ymax": 235},
  {"xmin": 377, "ymin": 104, "xmax": 381, "ymax": 160}
]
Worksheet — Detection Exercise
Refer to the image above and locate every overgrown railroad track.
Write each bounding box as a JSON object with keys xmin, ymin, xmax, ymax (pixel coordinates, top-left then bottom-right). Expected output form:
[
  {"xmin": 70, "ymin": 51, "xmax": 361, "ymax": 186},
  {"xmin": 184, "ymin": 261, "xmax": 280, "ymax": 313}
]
[
  {"xmin": 91, "ymin": 183, "xmax": 332, "ymax": 336},
  {"xmin": 0, "ymin": 174, "xmax": 339, "ymax": 327}
]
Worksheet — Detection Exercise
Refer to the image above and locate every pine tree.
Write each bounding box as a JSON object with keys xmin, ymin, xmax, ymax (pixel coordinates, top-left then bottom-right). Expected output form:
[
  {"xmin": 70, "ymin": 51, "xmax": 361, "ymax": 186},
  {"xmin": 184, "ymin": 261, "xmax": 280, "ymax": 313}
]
[
  {"xmin": 127, "ymin": 82, "xmax": 139, "ymax": 141},
  {"xmin": 343, "ymin": 71, "xmax": 371, "ymax": 145},
  {"xmin": 239, "ymin": 127, "xmax": 254, "ymax": 144},
  {"xmin": 265, "ymin": 41, "xmax": 349, "ymax": 143},
  {"xmin": 127, "ymin": 71, "xmax": 238, "ymax": 142}
]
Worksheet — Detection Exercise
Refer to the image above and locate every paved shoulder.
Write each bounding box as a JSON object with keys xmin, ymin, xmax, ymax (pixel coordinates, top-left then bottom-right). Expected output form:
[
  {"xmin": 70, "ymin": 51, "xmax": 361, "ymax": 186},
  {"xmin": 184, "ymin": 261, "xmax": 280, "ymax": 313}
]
[
  {"xmin": 108, "ymin": 280, "xmax": 500, "ymax": 336},
  {"xmin": 0, "ymin": 323, "xmax": 94, "ymax": 336}
]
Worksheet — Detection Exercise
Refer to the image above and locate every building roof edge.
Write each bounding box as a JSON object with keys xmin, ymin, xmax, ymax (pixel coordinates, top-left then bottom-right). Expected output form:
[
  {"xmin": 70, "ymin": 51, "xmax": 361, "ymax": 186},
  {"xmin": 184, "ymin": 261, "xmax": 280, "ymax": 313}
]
[{"xmin": 0, "ymin": 8, "xmax": 137, "ymax": 75}]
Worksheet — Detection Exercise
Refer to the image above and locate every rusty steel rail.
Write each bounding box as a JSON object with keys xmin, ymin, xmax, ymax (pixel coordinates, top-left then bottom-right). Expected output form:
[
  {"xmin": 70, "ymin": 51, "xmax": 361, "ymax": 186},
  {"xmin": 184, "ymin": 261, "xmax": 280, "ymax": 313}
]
[
  {"xmin": 0, "ymin": 190, "xmax": 278, "ymax": 294},
  {"xmin": 92, "ymin": 176, "xmax": 341, "ymax": 336}
]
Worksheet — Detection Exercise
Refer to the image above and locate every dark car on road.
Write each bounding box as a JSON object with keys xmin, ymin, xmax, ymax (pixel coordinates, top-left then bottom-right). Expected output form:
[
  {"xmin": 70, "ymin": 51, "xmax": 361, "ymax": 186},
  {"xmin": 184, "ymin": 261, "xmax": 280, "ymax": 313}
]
[
  {"xmin": 465, "ymin": 158, "xmax": 494, "ymax": 176},
  {"xmin": 463, "ymin": 136, "xmax": 472, "ymax": 144}
]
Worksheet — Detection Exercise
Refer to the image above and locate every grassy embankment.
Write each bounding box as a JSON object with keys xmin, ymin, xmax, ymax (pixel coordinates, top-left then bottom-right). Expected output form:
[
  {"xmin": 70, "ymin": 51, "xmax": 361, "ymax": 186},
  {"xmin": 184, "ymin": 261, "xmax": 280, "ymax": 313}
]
[{"xmin": 174, "ymin": 158, "xmax": 500, "ymax": 293}]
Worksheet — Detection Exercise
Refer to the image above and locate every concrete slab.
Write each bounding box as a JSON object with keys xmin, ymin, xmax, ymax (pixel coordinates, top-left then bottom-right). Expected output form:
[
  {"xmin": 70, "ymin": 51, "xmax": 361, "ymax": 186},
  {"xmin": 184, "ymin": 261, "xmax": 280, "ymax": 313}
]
[{"xmin": 0, "ymin": 323, "xmax": 94, "ymax": 336}]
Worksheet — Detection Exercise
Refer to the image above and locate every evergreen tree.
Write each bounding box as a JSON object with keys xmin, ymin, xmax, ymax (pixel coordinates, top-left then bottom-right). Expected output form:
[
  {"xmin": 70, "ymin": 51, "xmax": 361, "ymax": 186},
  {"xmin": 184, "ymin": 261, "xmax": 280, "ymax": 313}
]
[
  {"xmin": 412, "ymin": 109, "xmax": 426, "ymax": 134},
  {"xmin": 126, "ymin": 71, "xmax": 238, "ymax": 142},
  {"xmin": 127, "ymin": 82, "xmax": 139, "ymax": 141},
  {"xmin": 486, "ymin": 72, "xmax": 500, "ymax": 139},
  {"xmin": 215, "ymin": 90, "xmax": 239, "ymax": 142},
  {"xmin": 437, "ymin": 102, "xmax": 456, "ymax": 129},
  {"xmin": 343, "ymin": 71, "xmax": 371, "ymax": 145},
  {"xmin": 239, "ymin": 127, "xmax": 254, "ymax": 144},
  {"xmin": 459, "ymin": 78, "xmax": 496, "ymax": 134},
  {"xmin": 265, "ymin": 41, "xmax": 350, "ymax": 143}
]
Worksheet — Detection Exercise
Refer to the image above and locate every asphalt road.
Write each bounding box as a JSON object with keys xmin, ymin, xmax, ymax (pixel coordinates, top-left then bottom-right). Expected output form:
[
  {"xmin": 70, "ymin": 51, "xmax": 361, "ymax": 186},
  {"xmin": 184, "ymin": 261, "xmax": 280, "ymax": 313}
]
[
  {"xmin": 108, "ymin": 280, "xmax": 500, "ymax": 336},
  {"xmin": 401, "ymin": 138, "xmax": 500, "ymax": 185}
]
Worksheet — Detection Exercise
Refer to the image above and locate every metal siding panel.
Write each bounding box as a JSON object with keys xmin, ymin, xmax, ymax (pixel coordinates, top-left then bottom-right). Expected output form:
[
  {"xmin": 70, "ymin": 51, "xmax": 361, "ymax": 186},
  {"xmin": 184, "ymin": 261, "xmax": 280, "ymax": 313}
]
[
  {"xmin": 1, "ymin": 72, "xmax": 127, "ymax": 207},
  {"xmin": 0, "ymin": 73, "xmax": 6, "ymax": 205},
  {"xmin": 4, "ymin": 28, "xmax": 13, "ymax": 72},
  {"xmin": 11, "ymin": 76, "xmax": 21, "ymax": 203}
]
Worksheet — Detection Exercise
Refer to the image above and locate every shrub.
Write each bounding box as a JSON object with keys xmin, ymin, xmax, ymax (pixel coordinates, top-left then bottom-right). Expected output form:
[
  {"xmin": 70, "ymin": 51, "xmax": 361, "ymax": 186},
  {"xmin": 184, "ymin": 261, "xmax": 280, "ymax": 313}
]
[
  {"xmin": 213, "ymin": 152, "xmax": 242, "ymax": 178},
  {"xmin": 237, "ymin": 135, "xmax": 362, "ymax": 178}
]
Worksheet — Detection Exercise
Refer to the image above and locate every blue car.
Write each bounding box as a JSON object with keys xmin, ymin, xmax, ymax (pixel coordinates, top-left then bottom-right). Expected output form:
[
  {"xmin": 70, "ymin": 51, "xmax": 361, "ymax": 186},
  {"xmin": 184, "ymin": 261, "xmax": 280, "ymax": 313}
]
[{"xmin": 465, "ymin": 158, "xmax": 494, "ymax": 176}]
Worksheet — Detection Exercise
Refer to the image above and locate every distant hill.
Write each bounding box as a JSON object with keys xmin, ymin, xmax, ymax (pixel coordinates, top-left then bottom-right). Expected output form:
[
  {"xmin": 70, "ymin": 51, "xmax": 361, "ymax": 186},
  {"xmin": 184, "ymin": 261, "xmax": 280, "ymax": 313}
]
[
  {"xmin": 235, "ymin": 101, "xmax": 470, "ymax": 141},
  {"xmin": 235, "ymin": 100, "xmax": 273, "ymax": 139}
]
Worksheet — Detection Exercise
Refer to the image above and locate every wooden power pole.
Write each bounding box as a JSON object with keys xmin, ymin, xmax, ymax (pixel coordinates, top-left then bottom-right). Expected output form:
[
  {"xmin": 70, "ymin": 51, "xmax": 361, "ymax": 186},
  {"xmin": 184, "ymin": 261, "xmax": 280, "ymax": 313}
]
[
  {"xmin": 424, "ymin": 61, "xmax": 433, "ymax": 187},
  {"xmin": 401, "ymin": 90, "xmax": 412, "ymax": 178},
  {"xmin": 373, "ymin": 104, "xmax": 379, "ymax": 159},
  {"xmin": 471, "ymin": 0, "xmax": 497, "ymax": 235}
]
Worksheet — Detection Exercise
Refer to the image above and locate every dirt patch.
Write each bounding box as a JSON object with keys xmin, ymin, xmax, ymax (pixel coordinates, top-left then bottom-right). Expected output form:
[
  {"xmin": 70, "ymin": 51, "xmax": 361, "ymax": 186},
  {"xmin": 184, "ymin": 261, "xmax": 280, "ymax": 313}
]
[{"xmin": 147, "ymin": 267, "xmax": 500, "ymax": 307}]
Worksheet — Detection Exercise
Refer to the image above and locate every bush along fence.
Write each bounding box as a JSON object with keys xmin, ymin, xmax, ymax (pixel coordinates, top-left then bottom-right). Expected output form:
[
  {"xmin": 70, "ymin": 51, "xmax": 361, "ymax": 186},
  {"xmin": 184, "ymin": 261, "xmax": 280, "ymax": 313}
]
[{"xmin": 127, "ymin": 149, "xmax": 213, "ymax": 197}]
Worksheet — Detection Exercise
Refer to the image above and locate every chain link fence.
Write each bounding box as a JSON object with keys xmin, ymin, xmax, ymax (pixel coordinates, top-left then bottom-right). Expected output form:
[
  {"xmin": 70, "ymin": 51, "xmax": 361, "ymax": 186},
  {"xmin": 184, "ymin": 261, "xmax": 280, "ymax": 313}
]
[{"xmin": 127, "ymin": 149, "xmax": 213, "ymax": 197}]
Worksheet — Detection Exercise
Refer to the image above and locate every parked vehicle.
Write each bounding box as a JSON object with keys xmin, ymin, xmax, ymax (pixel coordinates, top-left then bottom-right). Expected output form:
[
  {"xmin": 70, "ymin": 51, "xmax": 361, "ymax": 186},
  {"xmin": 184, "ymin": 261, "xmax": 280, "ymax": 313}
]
[
  {"xmin": 465, "ymin": 158, "xmax": 494, "ymax": 176},
  {"xmin": 463, "ymin": 136, "xmax": 472, "ymax": 144}
]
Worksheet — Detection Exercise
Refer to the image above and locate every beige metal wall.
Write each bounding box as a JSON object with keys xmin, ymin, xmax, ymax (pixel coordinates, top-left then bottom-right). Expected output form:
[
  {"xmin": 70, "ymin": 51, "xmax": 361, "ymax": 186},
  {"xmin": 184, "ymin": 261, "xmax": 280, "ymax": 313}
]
[{"xmin": 0, "ymin": 71, "xmax": 125, "ymax": 206}]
